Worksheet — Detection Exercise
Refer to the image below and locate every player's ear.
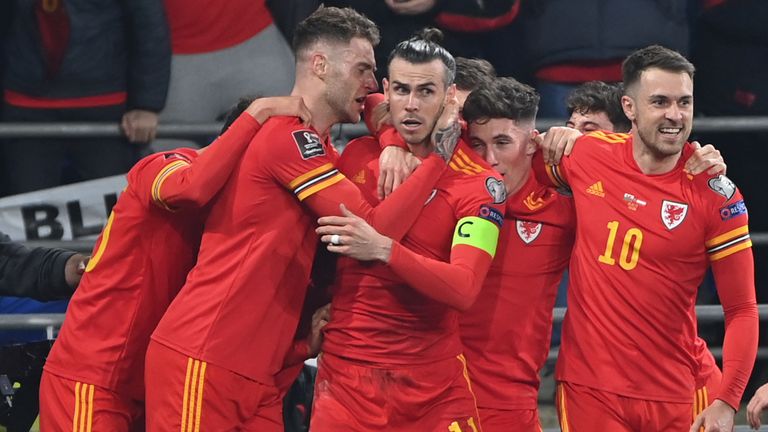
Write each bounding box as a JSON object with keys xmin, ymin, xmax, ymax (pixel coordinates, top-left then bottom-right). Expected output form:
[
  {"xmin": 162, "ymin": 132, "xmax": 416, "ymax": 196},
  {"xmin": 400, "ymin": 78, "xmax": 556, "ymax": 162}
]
[
  {"xmin": 621, "ymin": 95, "xmax": 636, "ymax": 122},
  {"xmin": 527, "ymin": 129, "xmax": 539, "ymax": 155},
  {"xmin": 311, "ymin": 52, "xmax": 329, "ymax": 78},
  {"xmin": 382, "ymin": 78, "xmax": 390, "ymax": 103}
]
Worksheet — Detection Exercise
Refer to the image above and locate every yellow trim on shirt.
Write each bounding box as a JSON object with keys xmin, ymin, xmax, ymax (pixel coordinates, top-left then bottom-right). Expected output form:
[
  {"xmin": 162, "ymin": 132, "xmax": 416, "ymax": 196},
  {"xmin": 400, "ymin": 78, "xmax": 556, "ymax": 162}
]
[{"xmin": 288, "ymin": 163, "xmax": 335, "ymax": 190}]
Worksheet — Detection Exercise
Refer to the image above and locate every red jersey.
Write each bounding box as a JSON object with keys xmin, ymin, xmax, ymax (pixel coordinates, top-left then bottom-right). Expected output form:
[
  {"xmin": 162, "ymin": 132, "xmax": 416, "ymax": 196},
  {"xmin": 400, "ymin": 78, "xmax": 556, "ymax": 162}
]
[
  {"xmin": 44, "ymin": 112, "xmax": 264, "ymax": 400},
  {"xmin": 323, "ymin": 136, "xmax": 506, "ymax": 366},
  {"xmin": 461, "ymin": 171, "xmax": 575, "ymax": 410},
  {"xmin": 151, "ymin": 117, "xmax": 445, "ymax": 384},
  {"xmin": 538, "ymin": 131, "xmax": 756, "ymax": 406},
  {"xmin": 164, "ymin": 0, "xmax": 272, "ymax": 54},
  {"xmin": 694, "ymin": 335, "xmax": 720, "ymax": 389}
]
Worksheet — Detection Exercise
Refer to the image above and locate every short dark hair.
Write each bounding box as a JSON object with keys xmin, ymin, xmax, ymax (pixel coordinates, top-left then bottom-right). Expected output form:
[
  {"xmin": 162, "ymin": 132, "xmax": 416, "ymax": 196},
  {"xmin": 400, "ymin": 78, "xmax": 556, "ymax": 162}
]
[
  {"xmin": 388, "ymin": 28, "xmax": 456, "ymax": 88},
  {"xmin": 292, "ymin": 6, "xmax": 380, "ymax": 57},
  {"xmin": 220, "ymin": 96, "xmax": 256, "ymax": 134},
  {"xmin": 463, "ymin": 77, "xmax": 540, "ymax": 124},
  {"xmin": 454, "ymin": 57, "xmax": 496, "ymax": 92},
  {"xmin": 622, "ymin": 45, "xmax": 695, "ymax": 90},
  {"xmin": 566, "ymin": 81, "xmax": 632, "ymax": 132}
]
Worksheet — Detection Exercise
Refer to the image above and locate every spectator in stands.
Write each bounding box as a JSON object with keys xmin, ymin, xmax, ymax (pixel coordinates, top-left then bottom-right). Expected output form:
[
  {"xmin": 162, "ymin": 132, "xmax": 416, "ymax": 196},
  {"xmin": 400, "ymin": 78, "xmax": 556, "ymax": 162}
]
[
  {"xmin": 748, "ymin": 382, "xmax": 768, "ymax": 430},
  {"xmin": 566, "ymin": 81, "xmax": 632, "ymax": 133},
  {"xmin": 0, "ymin": 229, "xmax": 85, "ymax": 431},
  {"xmin": 265, "ymin": 0, "xmax": 321, "ymax": 51},
  {"xmin": 693, "ymin": 0, "xmax": 768, "ymax": 119},
  {"xmin": 0, "ymin": 231, "xmax": 85, "ymax": 300},
  {"xmin": 159, "ymin": 0, "xmax": 295, "ymax": 127},
  {"xmin": 325, "ymin": 0, "xmax": 523, "ymax": 81},
  {"xmin": 1, "ymin": 0, "xmax": 170, "ymax": 195},
  {"xmin": 523, "ymin": 0, "xmax": 689, "ymax": 118}
]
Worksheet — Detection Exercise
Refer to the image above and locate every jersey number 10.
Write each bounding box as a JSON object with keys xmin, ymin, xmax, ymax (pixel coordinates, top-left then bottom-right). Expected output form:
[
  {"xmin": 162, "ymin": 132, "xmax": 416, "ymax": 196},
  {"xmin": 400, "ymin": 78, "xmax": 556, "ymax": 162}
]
[
  {"xmin": 598, "ymin": 221, "xmax": 644, "ymax": 270},
  {"xmin": 448, "ymin": 417, "xmax": 479, "ymax": 432}
]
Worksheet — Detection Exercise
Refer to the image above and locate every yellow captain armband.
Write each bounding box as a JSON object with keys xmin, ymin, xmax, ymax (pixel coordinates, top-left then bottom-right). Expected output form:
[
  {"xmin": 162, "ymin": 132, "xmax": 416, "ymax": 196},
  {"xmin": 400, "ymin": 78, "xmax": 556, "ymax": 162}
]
[{"xmin": 451, "ymin": 216, "xmax": 500, "ymax": 258}]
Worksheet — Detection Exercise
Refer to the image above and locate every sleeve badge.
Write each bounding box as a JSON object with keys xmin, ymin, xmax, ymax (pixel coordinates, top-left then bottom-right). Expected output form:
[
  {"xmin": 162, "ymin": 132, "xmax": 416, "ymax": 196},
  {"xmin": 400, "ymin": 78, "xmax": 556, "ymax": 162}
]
[
  {"xmin": 707, "ymin": 174, "xmax": 735, "ymax": 200},
  {"xmin": 485, "ymin": 177, "xmax": 507, "ymax": 204},
  {"xmin": 292, "ymin": 130, "xmax": 325, "ymax": 160}
]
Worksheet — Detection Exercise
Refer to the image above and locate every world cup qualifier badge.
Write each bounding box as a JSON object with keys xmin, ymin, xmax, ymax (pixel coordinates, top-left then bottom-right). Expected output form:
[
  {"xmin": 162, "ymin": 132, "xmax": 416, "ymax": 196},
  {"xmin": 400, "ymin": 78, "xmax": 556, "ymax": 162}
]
[
  {"xmin": 708, "ymin": 174, "xmax": 736, "ymax": 200},
  {"xmin": 485, "ymin": 177, "xmax": 507, "ymax": 204},
  {"xmin": 293, "ymin": 130, "xmax": 325, "ymax": 160}
]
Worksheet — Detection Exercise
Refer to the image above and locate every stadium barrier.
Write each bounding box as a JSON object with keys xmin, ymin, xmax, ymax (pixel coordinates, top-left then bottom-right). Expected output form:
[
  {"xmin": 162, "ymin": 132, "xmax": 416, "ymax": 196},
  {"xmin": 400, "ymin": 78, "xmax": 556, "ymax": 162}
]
[
  {"xmin": 3, "ymin": 116, "xmax": 768, "ymax": 139},
  {"xmin": 2, "ymin": 306, "xmax": 767, "ymax": 360}
]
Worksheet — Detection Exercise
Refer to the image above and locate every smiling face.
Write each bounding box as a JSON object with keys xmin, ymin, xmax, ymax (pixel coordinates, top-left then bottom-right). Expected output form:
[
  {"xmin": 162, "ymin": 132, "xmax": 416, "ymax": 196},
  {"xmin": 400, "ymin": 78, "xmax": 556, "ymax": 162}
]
[
  {"xmin": 324, "ymin": 37, "xmax": 378, "ymax": 124},
  {"xmin": 383, "ymin": 58, "xmax": 448, "ymax": 146},
  {"xmin": 467, "ymin": 117, "xmax": 537, "ymax": 195},
  {"xmin": 622, "ymin": 67, "xmax": 693, "ymax": 159}
]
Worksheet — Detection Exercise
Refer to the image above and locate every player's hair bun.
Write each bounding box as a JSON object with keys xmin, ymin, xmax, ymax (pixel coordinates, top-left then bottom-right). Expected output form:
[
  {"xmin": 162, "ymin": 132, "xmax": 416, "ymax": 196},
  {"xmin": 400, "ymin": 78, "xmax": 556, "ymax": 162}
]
[{"xmin": 414, "ymin": 27, "xmax": 444, "ymax": 44}]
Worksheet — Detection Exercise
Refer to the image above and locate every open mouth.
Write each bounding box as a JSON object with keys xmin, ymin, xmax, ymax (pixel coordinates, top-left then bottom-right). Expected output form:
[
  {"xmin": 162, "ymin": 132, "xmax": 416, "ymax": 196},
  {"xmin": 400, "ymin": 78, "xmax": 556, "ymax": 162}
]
[
  {"xmin": 659, "ymin": 127, "xmax": 683, "ymax": 136},
  {"xmin": 401, "ymin": 118, "xmax": 423, "ymax": 130}
]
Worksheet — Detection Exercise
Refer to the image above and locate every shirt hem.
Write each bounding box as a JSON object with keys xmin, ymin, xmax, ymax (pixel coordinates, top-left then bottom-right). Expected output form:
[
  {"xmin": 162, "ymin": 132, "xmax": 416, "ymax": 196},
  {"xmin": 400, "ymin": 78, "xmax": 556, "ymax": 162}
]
[
  {"xmin": 322, "ymin": 348, "xmax": 461, "ymax": 369},
  {"xmin": 557, "ymin": 377, "xmax": 694, "ymax": 404}
]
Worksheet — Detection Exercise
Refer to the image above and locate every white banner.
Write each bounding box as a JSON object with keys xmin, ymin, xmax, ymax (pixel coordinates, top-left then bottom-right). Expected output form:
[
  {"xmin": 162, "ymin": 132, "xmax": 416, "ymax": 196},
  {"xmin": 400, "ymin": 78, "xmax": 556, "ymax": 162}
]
[{"xmin": 0, "ymin": 175, "xmax": 126, "ymax": 241}]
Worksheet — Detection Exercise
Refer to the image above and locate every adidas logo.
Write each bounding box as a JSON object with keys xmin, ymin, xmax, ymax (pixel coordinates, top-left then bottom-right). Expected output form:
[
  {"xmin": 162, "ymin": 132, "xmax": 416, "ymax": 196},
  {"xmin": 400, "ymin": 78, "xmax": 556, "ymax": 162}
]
[
  {"xmin": 351, "ymin": 169, "xmax": 366, "ymax": 184},
  {"xmin": 586, "ymin": 181, "xmax": 605, "ymax": 197},
  {"xmin": 523, "ymin": 192, "xmax": 545, "ymax": 210}
]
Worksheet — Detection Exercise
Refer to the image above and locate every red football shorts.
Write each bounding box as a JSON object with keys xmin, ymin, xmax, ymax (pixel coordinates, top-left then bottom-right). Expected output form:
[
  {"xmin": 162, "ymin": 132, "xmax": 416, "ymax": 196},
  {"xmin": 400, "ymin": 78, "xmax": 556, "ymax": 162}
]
[
  {"xmin": 478, "ymin": 407, "xmax": 542, "ymax": 432},
  {"xmin": 144, "ymin": 340, "xmax": 283, "ymax": 431},
  {"xmin": 556, "ymin": 381, "xmax": 692, "ymax": 432},
  {"xmin": 39, "ymin": 370, "xmax": 143, "ymax": 432},
  {"xmin": 693, "ymin": 365, "xmax": 722, "ymax": 424},
  {"xmin": 311, "ymin": 352, "xmax": 481, "ymax": 432}
]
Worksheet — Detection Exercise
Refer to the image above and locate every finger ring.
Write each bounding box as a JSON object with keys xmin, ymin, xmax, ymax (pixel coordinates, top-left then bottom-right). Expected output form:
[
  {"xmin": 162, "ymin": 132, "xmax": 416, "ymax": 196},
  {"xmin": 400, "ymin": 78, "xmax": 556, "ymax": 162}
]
[{"xmin": 330, "ymin": 234, "xmax": 341, "ymax": 245}]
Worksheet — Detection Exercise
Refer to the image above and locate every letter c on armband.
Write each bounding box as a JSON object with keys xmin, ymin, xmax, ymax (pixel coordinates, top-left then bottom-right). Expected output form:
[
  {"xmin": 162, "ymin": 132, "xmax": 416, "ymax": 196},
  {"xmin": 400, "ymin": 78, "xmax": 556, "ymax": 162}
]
[
  {"xmin": 451, "ymin": 216, "xmax": 500, "ymax": 258},
  {"xmin": 457, "ymin": 220, "xmax": 473, "ymax": 238}
]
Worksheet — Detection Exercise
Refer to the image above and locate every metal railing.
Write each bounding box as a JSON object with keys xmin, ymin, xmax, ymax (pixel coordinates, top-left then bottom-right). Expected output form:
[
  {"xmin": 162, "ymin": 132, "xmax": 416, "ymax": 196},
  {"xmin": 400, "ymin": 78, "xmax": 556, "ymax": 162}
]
[
  {"xmin": 4, "ymin": 305, "xmax": 765, "ymax": 330},
  {"xmin": 20, "ymin": 231, "xmax": 768, "ymax": 253},
  {"xmin": 3, "ymin": 305, "xmax": 767, "ymax": 361},
  {"xmin": 3, "ymin": 116, "xmax": 768, "ymax": 139}
]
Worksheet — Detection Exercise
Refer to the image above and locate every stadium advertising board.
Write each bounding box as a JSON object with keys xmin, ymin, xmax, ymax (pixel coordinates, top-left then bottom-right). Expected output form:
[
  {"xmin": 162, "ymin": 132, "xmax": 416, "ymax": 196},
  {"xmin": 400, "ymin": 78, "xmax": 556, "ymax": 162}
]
[{"xmin": 0, "ymin": 176, "xmax": 126, "ymax": 241}]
